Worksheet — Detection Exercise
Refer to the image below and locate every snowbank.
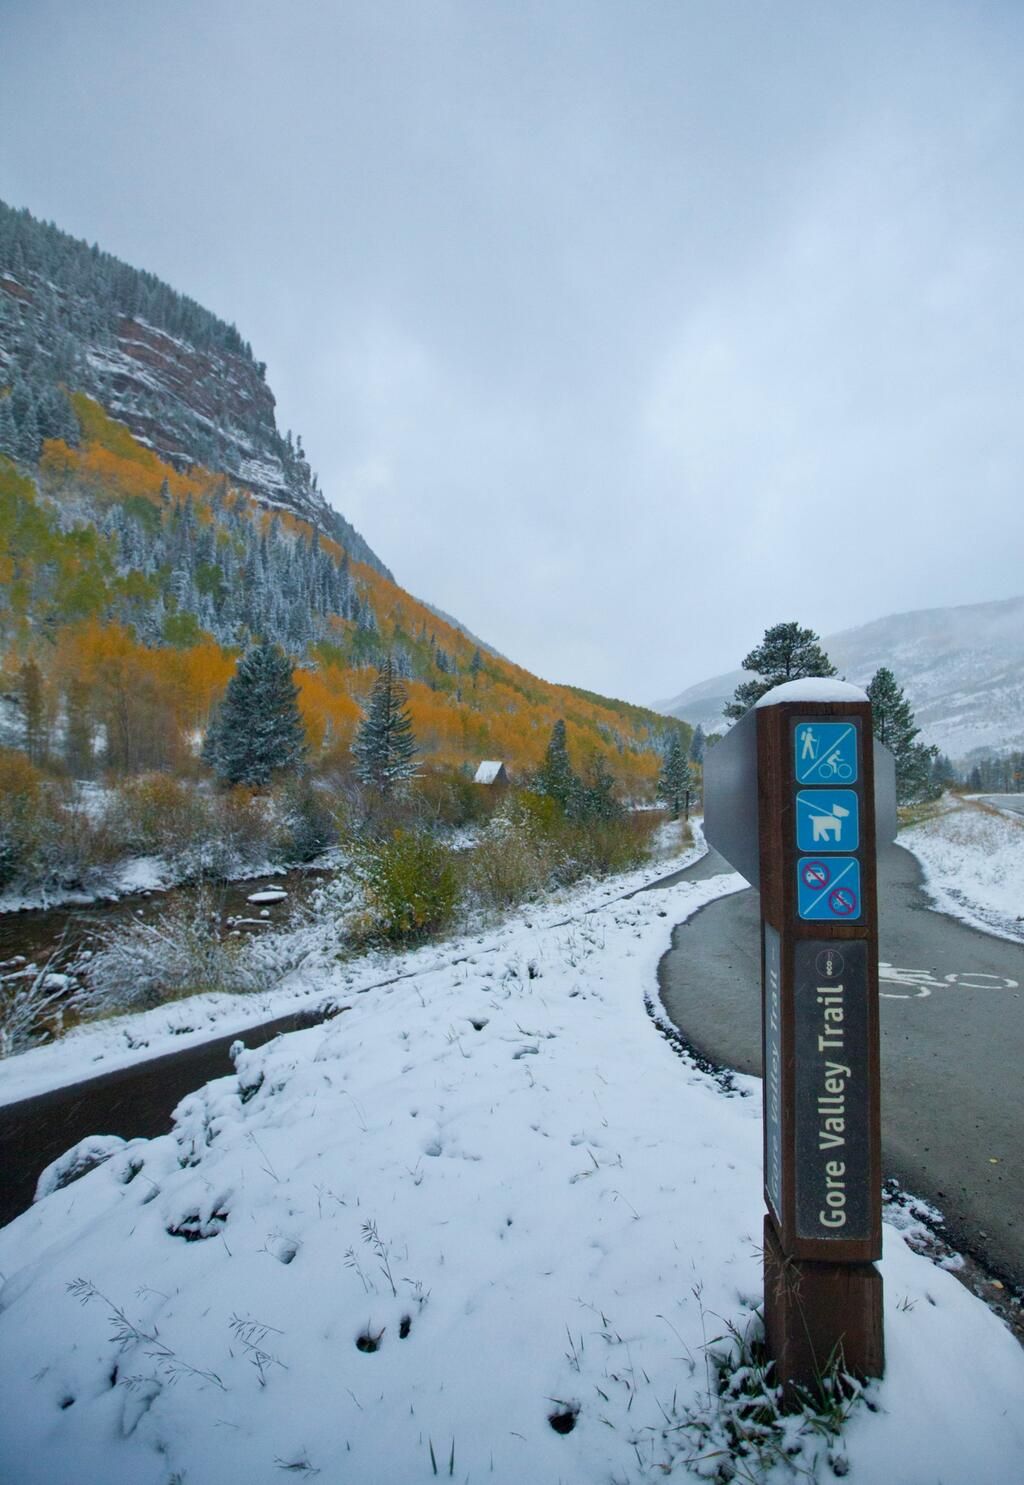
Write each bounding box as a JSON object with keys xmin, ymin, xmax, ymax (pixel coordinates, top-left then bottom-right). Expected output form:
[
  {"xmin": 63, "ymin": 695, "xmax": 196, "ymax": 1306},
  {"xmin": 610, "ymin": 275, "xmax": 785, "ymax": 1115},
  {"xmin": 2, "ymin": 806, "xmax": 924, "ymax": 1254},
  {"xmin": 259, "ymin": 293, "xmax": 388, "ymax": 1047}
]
[
  {"xmin": 901, "ymin": 797, "xmax": 1024, "ymax": 944},
  {"xmin": 1, "ymin": 862, "xmax": 1022, "ymax": 1483}
]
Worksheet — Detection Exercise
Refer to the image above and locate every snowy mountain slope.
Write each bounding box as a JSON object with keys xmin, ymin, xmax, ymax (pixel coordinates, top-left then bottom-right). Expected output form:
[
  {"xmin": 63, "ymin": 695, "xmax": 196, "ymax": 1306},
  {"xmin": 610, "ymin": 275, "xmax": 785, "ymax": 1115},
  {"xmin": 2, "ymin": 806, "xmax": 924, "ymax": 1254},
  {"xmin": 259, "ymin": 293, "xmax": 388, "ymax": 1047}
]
[
  {"xmin": 656, "ymin": 595, "xmax": 1024, "ymax": 761},
  {"xmin": 0, "ymin": 200, "xmax": 390, "ymax": 575}
]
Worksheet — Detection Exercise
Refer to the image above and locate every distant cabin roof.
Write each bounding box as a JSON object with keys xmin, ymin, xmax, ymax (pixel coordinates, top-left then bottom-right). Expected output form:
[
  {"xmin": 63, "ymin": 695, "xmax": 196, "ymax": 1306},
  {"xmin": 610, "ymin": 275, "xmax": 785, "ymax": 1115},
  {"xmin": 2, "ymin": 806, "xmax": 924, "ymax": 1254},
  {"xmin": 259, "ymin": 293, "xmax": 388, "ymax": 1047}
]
[{"xmin": 474, "ymin": 761, "xmax": 506, "ymax": 784}]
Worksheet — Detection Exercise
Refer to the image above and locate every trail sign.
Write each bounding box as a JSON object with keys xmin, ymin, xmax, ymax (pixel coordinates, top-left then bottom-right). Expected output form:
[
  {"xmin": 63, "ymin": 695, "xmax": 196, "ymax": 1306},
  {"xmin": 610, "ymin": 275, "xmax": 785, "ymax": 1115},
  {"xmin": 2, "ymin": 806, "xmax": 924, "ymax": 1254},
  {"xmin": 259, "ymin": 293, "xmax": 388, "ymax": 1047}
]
[
  {"xmin": 704, "ymin": 683, "xmax": 884, "ymax": 1399},
  {"xmin": 796, "ymin": 790, "xmax": 859, "ymax": 852},
  {"xmin": 794, "ymin": 721, "xmax": 858, "ymax": 783},
  {"xmin": 704, "ymin": 717, "xmax": 896, "ymax": 888},
  {"xmin": 797, "ymin": 856, "xmax": 862, "ymax": 920}
]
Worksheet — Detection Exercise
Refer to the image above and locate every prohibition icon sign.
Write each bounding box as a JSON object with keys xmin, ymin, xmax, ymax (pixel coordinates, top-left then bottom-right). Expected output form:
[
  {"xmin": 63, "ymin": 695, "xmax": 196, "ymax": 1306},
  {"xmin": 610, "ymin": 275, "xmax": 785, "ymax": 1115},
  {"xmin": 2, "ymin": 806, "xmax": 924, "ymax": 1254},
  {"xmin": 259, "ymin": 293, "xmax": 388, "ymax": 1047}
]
[
  {"xmin": 829, "ymin": 886, "xmax": 858, "ymax": 916},
  {"xmin": 801, "ymin": 860, "xmax": 831, "ymax": 889}
]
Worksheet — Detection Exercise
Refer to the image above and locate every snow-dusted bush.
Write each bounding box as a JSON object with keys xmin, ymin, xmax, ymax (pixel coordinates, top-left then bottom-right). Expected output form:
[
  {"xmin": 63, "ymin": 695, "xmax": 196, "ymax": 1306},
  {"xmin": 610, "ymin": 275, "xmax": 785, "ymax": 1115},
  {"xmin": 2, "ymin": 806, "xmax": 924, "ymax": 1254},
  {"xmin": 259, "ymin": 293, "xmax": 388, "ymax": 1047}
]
[
  {"xmin": 0, "ymin": 960, "xmax": 76, "ymax": 1057},
  {"xmin": 205, "ymin": 787, "xmax": 275, "ymax": 874},
  {"xmin": 0, "ymin": 751, "xmax": 118, "ymax": 895},
  {"xmin": 79, "ymin": 887, "xmax": 276, "ymax": 1013},
  {"xmin": 352, "ymin": 830, "xmax": 462, "ymax": 943},
  {"xmin": 104, "ymin": 772, "xmax": 213, "ymax": 859},
  {"xmin": 468, "ymin": 808, "xmax": 553, "ymax": 909},
  {"xmin": 275, "ymin": 776, "xmax": 340, "ymax": 862}
]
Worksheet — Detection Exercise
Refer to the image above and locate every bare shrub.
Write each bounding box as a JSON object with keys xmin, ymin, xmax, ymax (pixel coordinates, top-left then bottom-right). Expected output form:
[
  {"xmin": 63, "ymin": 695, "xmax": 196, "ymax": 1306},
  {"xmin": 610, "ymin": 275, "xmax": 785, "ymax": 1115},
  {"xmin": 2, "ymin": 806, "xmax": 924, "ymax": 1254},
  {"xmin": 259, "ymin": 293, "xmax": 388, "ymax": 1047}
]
[
  {"xmin": 105, "ymin": 774, "xmax": 212, "ymax": 859},
  {"xmin": 0, "ymin": 749, "xmax": 44, "ymax": 890},
  {"xmin": 79, "ymin": 887, "xmax": 273, "ymax": 1014},
  {"xmin": 207, "ymin": 787, "xmax": 274, "ymax": 873},
  {"xmin": 1, "ymin": 954, "xmax": 74, "ymax": 1057},
  {"xmin": 0, "ymin": 753, "xmax": 118, "ymax": 895},
  {"xmin": 468, "ymin": 811, "xmax": 551, "ymax": 910}
]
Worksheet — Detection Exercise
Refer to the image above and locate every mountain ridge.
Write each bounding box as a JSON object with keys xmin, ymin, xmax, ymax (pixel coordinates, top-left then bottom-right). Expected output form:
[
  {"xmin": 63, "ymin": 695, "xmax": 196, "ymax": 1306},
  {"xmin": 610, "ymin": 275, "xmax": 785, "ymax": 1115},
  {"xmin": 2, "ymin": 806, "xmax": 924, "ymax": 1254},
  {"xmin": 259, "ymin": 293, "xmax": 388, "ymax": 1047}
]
[
  {"xmin": 655, "ymin": 595, "xmax": 1024, "ymax": 762},
  {"xmin": 0, "ymin": 199, "xmax": 390, "ymax": 576}
]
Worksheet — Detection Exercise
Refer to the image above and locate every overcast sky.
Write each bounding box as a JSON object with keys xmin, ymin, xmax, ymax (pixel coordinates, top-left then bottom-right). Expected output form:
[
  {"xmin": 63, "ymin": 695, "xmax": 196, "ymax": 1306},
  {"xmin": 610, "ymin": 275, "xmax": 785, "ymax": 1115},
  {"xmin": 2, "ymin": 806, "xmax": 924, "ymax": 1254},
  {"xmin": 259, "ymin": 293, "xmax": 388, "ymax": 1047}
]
[{"xmin": 2, "ymin": 1, "xmax": 1022, "ymax": 704}]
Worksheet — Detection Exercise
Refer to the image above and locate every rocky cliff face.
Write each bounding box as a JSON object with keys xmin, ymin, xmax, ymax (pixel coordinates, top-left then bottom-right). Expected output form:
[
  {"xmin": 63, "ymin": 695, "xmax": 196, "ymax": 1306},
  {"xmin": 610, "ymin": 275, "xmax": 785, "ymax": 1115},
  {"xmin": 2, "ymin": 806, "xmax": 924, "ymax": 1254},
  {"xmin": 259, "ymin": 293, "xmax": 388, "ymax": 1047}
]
[{"xmin": 0, "ymin": 199, "xmax": 390, "ymax": 576}]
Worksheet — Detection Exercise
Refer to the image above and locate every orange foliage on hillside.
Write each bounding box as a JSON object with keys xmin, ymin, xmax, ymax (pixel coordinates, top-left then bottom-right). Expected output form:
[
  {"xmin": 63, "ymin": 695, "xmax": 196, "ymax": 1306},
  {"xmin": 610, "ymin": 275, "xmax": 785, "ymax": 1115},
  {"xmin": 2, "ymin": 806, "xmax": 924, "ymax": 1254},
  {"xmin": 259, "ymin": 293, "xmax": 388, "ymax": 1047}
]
[
  {"xmin": 40, "ymin": 396, "xmax": 224, "ymax": 510},
  {"xmin": 295, "ymin": 668, "xmax": 361, "ymax": 756},
  {"xmin": 19, "ymin": 396, "xmax": 678, "ymax": 789}
]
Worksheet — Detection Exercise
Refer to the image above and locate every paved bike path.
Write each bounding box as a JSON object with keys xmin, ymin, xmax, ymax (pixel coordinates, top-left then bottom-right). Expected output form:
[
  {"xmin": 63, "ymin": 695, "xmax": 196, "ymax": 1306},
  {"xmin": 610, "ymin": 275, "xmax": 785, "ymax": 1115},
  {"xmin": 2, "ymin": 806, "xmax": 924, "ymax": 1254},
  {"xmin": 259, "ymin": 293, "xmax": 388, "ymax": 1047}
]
[{"xmin": 657, "ymin": 844, "xmax": 1024, "ymax": 1291}]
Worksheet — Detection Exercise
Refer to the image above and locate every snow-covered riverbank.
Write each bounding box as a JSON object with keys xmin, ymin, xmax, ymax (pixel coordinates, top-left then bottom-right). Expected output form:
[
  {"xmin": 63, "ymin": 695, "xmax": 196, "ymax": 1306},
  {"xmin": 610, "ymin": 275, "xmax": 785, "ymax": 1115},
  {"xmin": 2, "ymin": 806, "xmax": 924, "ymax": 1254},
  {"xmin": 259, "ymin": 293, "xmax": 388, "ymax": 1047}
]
[
  {"xmin": 900, "ymin": 795, "xmax": 1024, "ymax": 944},
  {"xmin": 1, "ymin": 850, "xmax": 1022, "ymax": 1484}
]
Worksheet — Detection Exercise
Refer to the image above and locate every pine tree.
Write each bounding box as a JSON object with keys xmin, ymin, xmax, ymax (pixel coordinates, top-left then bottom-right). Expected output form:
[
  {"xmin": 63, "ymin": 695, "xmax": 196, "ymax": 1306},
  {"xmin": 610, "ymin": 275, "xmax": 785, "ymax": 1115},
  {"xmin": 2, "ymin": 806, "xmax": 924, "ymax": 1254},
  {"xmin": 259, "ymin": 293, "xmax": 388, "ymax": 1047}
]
[
  {"xmin": 64, "ymin": 678, "xmax": 93, "ymax": 778},
  {"xmin": 575, "ymin": 755, "xmax": 623, "ymax": 821},
  {"xmin": 659, "ymin": 732, "xmax": 694, "ymax": 819},
  {"xmin": 866, "ymin": 666, "xmax": 938, "ymax": 804},
  {"xmin": 19, "ymin": 659, "xmax": 47, "ymax": 764},
  {"xmin": 536, "ymin": 719, "xmax": 576, "ymax": 811},
  {"xmin": 724, "ymin": 621, "xmax": 837, "ymax": 719},
  {"xmin": 689, "ymin": 724, "xmax": 706, "ymax": 765},
  {"xmin": 202, "ymin": 640, "xmax": 307, "ymax": 787},
  {"xmin": 352, "ymin": 654, "xmax": 418, "ymax": 794},
  {"xmin": 0, "ymin": 395, "xmax": 19, "ymax": 458}
]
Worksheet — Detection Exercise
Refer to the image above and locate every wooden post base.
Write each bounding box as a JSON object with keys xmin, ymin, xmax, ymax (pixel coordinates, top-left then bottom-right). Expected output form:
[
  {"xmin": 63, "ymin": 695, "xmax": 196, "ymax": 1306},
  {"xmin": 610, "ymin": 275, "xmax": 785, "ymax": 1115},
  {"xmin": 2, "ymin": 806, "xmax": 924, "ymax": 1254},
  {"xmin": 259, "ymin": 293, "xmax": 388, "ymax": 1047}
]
[{"xmin": 763, "ymin": 1216, "xmax": 884, "ymax": 1405}]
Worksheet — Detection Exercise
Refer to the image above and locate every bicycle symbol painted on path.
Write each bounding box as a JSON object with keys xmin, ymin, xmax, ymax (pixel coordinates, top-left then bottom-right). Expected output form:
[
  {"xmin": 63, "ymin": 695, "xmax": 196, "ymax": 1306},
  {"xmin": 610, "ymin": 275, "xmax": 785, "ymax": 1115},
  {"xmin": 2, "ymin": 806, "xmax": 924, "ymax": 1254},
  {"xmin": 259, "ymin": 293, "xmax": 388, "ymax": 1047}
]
[{"xmin": 879, "ymin": 963, "xmax": 1020, "ymax": 999}]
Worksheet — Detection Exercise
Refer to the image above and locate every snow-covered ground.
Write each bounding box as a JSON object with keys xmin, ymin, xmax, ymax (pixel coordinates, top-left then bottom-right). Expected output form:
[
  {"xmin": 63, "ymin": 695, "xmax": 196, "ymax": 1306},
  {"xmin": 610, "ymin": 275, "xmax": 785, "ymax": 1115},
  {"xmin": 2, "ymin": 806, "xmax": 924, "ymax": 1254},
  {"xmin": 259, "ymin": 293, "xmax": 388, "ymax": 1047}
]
[
  {"xmin": 0, "ymin": 841, "xmax": 689, "ymax": 1109},
  {"xmin": 900, "ymin": 795, "xmax": 1024, "ymax": 944},
  {"xmin": 2, "ymin": 850, "xmax": 1023, "ymax": 1483}
]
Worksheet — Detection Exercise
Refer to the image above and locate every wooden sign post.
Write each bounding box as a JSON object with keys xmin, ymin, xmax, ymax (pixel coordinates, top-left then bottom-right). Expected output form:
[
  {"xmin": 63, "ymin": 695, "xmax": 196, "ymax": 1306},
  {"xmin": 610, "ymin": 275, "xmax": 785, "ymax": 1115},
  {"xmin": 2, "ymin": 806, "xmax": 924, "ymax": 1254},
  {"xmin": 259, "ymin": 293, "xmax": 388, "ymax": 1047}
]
[{"xmin": 704, "ymin": 683, "xmax": 890, "ymax": 1400}]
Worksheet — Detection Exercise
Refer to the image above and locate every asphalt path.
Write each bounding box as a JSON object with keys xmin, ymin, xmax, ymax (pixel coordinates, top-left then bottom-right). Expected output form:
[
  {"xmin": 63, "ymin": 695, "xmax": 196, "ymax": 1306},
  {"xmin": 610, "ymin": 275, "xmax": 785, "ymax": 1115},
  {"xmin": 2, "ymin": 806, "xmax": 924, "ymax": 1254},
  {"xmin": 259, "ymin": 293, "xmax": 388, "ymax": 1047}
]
[
  {"xmin": 656, "ymin": 844, "xmax": 1024, "ymax": 1291},
  {"xmin": 982, "ymin": 794, "xmax": 1024, "ymax": 817}
]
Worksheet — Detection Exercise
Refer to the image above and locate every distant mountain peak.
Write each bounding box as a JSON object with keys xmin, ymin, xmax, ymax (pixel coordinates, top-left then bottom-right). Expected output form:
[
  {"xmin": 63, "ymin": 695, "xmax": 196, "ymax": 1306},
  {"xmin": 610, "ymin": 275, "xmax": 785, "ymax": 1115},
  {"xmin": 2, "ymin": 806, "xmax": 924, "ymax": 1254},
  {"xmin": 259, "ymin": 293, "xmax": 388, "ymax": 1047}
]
[{"xmin": 656, "ymin": 595, "xmax": 1024, "ymax": 763}]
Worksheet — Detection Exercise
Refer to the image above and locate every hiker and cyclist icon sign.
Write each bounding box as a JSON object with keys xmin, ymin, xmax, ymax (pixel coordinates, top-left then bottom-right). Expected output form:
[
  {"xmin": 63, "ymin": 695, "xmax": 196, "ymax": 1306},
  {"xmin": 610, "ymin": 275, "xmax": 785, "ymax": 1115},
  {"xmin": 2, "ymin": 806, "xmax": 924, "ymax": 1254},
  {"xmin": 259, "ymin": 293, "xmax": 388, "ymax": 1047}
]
[{"xmin": 794, "ymin": 723, "xmax": 858, "ymax": 784}]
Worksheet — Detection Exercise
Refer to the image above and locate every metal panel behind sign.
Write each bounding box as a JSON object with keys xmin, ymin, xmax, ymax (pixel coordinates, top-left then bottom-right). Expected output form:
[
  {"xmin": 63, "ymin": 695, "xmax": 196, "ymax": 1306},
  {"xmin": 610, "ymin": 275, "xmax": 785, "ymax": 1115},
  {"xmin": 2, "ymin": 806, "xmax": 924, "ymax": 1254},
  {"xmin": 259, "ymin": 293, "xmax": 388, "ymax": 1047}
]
[
  {"xmin": 873, "ymin": 741, "xmax": 897, "ymax": 845},
  {"xmin": 793, "ymin": 939, "xmax": 871, "ymax": 1242},
  {"xmin": 703, "ymin": 706, "xmax": 760, "ymax": 887},
  {"xmin": 763, "ymin": 924, "xmax": 783, "ymax": 1225}
]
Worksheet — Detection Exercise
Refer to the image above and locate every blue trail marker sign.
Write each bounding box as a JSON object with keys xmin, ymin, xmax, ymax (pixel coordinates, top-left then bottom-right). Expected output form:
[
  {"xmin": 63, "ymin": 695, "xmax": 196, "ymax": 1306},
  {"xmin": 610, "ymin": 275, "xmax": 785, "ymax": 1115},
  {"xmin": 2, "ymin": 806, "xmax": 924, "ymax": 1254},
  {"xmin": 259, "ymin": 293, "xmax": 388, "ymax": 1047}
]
[{"xmin": 704, "ymin": 684, "xmax": 885, "ymax": 1399}]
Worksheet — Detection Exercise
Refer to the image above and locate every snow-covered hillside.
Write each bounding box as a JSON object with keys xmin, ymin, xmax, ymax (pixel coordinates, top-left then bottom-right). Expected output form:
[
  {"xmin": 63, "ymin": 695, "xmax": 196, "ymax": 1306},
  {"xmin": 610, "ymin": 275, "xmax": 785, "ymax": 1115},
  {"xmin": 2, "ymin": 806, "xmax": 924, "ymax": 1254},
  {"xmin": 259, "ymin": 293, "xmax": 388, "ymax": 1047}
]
[{"xmin": 657, "ymin": 595, "xmax": 1024, "ymax": 763}]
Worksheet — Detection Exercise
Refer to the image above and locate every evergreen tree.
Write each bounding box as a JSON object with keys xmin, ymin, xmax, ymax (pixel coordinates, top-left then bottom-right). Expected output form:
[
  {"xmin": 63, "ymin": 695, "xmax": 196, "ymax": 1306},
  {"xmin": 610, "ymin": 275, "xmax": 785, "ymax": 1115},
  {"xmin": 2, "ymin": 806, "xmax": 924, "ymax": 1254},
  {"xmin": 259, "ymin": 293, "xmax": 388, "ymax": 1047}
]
[
  {"xmin": 0, "ymin": 395, "xmax": 18, "ymax": 458},
  {"xmin": 866, "ymin": 666, "xmax": 938, "ymax": 804},
  {"xmin": 352, "ymin": 655, "xmax": 418, "ymax": 794},
  {"xmin": 575, "ymin": 755, "xmax": 623, "ymax": 821},
  {"xmin": 536, "ymin": 719, "xmax": 576, "ymax": 811},
  {"xmin": 689, "ymin": 724, "xmax": 706, "ymax": 765},
  {"xmin": 64, "ymin": 678, "xmax": 93, "ymax": 777},
  {"xmin": 724, "ymin": 621, "xmax": 836, "ymax": 719},
  {"xmin": 930, "ymin": 752, "xmax": 958, "ymax": 793},
  {"xmin": 202, "ymin": 640, "xmax": 306, "ymax": 787},
  {"xmin": 658, "ymin": 732, "xmax": 694, "ymax": 819},
  {"xmin": 19, "ymin": 658, "xmax": 47, "ymax": 764}
]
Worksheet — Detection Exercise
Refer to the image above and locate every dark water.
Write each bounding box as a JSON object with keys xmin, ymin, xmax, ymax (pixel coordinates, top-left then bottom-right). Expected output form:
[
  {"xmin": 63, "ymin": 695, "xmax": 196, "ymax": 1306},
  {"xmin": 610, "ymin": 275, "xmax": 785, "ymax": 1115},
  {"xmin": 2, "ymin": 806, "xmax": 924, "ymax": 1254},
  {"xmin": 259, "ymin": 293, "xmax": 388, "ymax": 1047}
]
[{"xmin": 0, "ymin": 866, "xmax": 330, "ymax": 990}]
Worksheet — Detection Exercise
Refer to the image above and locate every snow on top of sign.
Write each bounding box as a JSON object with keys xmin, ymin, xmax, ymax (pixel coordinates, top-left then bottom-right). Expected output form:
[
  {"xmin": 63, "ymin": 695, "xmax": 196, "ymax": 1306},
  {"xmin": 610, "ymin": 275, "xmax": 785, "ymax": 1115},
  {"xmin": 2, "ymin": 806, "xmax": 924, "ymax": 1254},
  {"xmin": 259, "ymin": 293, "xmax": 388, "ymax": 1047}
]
[{"xmin": 755, "ymin": 678, "xmax": 869, "ymax": 707}]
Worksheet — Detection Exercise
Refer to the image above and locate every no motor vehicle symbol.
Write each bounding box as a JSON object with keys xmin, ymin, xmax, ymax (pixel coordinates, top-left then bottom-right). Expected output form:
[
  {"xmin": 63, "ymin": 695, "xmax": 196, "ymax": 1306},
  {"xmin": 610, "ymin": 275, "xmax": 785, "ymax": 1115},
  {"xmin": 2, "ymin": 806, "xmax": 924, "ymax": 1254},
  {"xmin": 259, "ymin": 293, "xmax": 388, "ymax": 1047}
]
[
  {"xmin": 797, "ymin": 856, "xmax": 863, "ymax": 921},
  {"xmin": 801, "ymin": 860, "xmax": 831, "ymax": 889}
]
